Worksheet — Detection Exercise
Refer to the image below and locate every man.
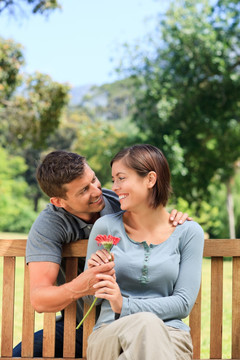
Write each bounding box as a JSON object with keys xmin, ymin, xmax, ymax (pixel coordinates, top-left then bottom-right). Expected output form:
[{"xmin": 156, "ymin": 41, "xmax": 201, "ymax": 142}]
[{"xmin": 13, "ymin": 150, "xmax": 189, "ymax": 357}]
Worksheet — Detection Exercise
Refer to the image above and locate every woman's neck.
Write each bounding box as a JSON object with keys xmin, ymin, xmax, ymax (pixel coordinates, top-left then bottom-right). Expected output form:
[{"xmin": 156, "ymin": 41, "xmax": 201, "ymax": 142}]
[
  {"xmin": 122, "ymin": 206, "xmax": 175, "ymax": 245},
  {"xmin": 124, "ymin": 205, "xmax": 168, "ymax": 228}
]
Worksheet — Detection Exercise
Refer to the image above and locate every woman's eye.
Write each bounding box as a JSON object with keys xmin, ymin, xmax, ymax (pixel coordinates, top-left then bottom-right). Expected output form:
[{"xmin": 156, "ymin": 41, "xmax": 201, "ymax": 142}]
[{"xmin": 119, "ymin": 177, "xmax": 125, "ymax": 181}]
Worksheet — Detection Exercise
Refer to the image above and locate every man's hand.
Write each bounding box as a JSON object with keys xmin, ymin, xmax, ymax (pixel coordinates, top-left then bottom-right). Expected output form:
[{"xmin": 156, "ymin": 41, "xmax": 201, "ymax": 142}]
[
  {"xmin": 28, "ymin": 260, "xmax": 115, "ymax": 313},
  {"xmin": 169, "ymin": 209, "xmax": 193, "ymax": 226},
  {"xmin": 69, "ymin": 261, "xmax": 115, "ymax": 298}
]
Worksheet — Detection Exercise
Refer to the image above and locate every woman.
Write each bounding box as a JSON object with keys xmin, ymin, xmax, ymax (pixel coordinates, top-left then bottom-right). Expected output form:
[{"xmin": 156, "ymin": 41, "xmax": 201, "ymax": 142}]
[{"xmin": 84, "ymin": 144, "xmax": 204, "ymax": 360}]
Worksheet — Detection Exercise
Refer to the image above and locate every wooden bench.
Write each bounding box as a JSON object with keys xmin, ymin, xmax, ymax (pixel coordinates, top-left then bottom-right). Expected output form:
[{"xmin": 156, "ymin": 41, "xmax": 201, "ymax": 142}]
[{"xmin": 0, "ymin": 238, "xmax": 240, "ymax": 360}]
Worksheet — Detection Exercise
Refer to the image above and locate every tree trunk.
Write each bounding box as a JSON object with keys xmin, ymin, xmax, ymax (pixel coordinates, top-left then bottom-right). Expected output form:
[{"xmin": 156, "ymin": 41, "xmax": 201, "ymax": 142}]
[
  {"xmin": 226, "ymin": 177, "xmax": 236, "ymax": 239},
  {"xmin": 33, "ymin": 192, "xmax": 41, "ymax": 213}
]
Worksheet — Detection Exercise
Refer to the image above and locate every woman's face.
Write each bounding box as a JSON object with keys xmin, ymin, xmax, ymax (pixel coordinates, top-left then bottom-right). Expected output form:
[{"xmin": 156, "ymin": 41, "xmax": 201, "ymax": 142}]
[{"xmin": 111, "ymin": 159, "xmax": 150, "ymax": 212}]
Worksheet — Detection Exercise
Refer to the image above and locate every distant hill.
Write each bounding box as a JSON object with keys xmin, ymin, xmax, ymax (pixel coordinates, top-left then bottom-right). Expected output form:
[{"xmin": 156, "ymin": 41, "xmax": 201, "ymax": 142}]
[
  {"xmin": 69, "ymin": 78, "xmax": 136, "ymax": 120},
  {"xmin": 69, "ymin": 84, "xmax": 94, "ymax": 106}
]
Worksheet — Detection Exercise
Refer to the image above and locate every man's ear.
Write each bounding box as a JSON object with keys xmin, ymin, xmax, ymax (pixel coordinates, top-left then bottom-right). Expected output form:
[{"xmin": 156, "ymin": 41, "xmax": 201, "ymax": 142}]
[
  {"xmin": 147, "ymin": 171, "xmax": 157, "ymax": 189},
  {"xmin": 50, "ymin": 197, "xmax": 65, "ymax": 208}
]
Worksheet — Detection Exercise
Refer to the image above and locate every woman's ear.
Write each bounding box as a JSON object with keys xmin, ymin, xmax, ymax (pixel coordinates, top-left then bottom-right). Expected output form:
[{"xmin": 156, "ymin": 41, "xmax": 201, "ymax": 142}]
[{"xmin": 147, "ymin": 171, "xmax": 157, "ymax": 189}]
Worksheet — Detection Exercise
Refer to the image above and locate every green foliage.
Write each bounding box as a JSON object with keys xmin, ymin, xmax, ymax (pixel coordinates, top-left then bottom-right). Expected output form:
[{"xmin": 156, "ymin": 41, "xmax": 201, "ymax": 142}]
[
  {"xmin": 1, "ymin": 72, "xmax": 70, "ymax": 150},
  {"xmin": 169, "ymin": 187, "xmax": 229, "ymax": 239},
  {"xmin": 0, "ymin": 0, "xmax": 61, "ymax": 16},
  {"xmin": 117, "ymin": 0, "xmax": 240, "ymax": 237},
  {"xmin": 122, "ymin": 0, "xmax": 240, "ymax": 204},
  {"xmin": 0, "ymin": 35, "xmax": 70, "ymax": 153},
  {"xmin": 0, "ymin": 35, "xmax": 70, "ymax": 213},
  {"xmin": 71, "ymin": 115, "xmax": 137, "ymax": 187},
  {"xmin": 0, "ymin": 147, "xmax": 37, "ymax": 233},
  {"xmin": 23, "ymin": 72, "xmax": 70, "ymax": 149},
  {"xmin": 0, "ymin": 37, "xmax": 24, "ymax": 101}
]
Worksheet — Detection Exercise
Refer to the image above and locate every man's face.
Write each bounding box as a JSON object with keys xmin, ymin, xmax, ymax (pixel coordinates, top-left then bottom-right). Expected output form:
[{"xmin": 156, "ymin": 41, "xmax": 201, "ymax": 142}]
[{"xmin": 51, "ymin": 164, "xmax": 105, "ymax": 222}]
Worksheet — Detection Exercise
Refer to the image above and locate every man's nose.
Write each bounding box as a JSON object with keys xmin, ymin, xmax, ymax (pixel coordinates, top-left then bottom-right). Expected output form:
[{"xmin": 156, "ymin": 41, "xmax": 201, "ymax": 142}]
[{"xmin": 91, "ymin": 182, "xmax": 102, "ymax": 195}]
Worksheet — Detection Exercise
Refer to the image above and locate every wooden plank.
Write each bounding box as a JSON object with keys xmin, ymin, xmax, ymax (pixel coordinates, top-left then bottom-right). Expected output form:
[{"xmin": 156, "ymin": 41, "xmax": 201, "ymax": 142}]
[
  {"xmin": 203, "ymin": 239, "xmax": 240, "ymax": 257},
  {"xmin": 1, "ymin": 257, "xmax": 15, "ymax": 356},
  {"xmin": 0, "ymin": 239, "xmax": 88, "ymax": 257},
  {"xmin": 42, "ymin": 313, "xmax": 56, "ymax": 357},
  {"xmin": 82, "ymin": 303, "xmax": 96, "ymax": 358},
  {"xmin": 190, "ymin": 286, "xmax": 201, "ymax": 359},
  {"xmin": 63, "ymin": 258, "xmax": 78, "ymax": 358},
  {"xmin": 21, "ymin": 263, "xmax": 35, "ymax": 357},
  {"xmin": 210, "ymin": 257, "xmax": 223, "ymax": 358},
  {"xmin": 2, "ymin": 238, "xmax": 240, "ymax": 258},
  {"xmin": 0, "ymin": 239, "xmax": 27, "ymax": 256},
  {"xmin": 62, "ymin": 240, "xmax": 88, "ymax": 257},
  {"xmin": 232, "ymin": 257, "xmax": 240, "ymax": 359}
]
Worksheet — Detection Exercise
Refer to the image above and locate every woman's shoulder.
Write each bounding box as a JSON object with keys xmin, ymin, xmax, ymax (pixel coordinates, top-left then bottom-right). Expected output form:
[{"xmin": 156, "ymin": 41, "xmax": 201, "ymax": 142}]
[
  {"xmin": 96, "ymin": 210, "xmax": 124, "ymax": 225},
  {"xmin": 178, "ymin": 219, "xmax": 205, "ymax": 237},
  {"xmin": 176, "ymin": 220, "xmax": 205, "ymax": 254}
]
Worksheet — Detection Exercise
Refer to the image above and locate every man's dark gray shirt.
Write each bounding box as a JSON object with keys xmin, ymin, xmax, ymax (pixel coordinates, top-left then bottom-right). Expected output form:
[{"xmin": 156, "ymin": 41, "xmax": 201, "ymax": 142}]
[{"xmin": 26, "ymin": 189, "xmax": 120, "ymax": 322}]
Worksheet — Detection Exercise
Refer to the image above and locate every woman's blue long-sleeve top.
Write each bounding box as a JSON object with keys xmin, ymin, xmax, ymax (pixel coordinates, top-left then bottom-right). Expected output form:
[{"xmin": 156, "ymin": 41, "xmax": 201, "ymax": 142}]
[{"xmin": 84, "ymin": 211, "xmax": 205, "ymax": 332}]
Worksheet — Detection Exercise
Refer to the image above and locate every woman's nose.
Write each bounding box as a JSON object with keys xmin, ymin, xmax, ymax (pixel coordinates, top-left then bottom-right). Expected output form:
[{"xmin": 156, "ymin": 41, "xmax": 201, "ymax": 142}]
[{"xmin": 112, "ymin": 180, "xmax": 119, "ymax": 192}]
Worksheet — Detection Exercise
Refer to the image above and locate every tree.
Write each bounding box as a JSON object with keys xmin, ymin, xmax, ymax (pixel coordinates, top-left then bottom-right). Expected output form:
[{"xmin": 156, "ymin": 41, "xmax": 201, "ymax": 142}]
[
  {"xmin": 0, "ymin": 36, "xmax": 70, "ymax": 212},
  {"xmin": 0, "ymin": 0, "xmax": 69, "ymax": 221},
  {"xmin": 0, "ymin": 37, "xmax": 24, "ymax": 100},
  {"xmin": 0, "ymin": 37, "xmax": 25, "ymax": 146},
  {"xmin": 0, "ymin": 0, "xmax": 61, "ymax": 16},
  {"xmin": 71, "ymin": 115, "xmax": 138, "ymax": 187},
  {"xmin": 9, "ymin": 73, "xmax": 69, "ymax": 211},
  {"xmin": 0, "ymin": 147, "xmax": 37, "ymax": 233},
  {"xmin": 121, "ymin": 0, "xmax": 240, "ymax": 237}
]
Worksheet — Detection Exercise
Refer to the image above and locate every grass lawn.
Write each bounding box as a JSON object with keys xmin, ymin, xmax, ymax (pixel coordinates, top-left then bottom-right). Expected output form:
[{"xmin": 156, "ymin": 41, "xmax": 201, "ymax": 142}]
[{"xmin": 0, "ymin": 244, "xmax": 233, "ymax": 357}]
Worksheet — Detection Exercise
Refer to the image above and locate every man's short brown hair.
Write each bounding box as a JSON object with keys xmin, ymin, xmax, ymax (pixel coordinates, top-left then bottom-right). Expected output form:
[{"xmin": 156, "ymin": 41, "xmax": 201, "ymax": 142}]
[{"xmin": 36, "ymin": 150, "xmax": 86, "ymax": 199}]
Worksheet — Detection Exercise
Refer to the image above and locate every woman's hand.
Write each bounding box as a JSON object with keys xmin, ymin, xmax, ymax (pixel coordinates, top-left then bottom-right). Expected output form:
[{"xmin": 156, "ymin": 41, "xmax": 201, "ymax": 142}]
[
  {"xmin": 88, "ymin": 249, "xmax": 114, "ymax": 268},
  {"xmin": 93, "ymin": 273, "xmax": 123, "ymax": 314}
]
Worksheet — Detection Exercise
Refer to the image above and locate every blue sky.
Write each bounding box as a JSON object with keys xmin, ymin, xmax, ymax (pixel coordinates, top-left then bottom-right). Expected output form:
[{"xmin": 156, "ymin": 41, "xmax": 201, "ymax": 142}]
[{"xmin": 0, "ymin": 0, "xmax": 166, "ymax": 87}]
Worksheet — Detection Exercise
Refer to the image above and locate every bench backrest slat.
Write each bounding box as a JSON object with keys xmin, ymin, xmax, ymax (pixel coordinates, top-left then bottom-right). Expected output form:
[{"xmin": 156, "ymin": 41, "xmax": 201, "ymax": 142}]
[
  {"xmin": 42, "ymin": 313, "xmax": 56, "ymax": 357},
  {"xmin": 63, "ymin": 257, "xmax": 78, "ymax": 358},
  {"xmin": 189, "ymin": 286, "xmax": 201, "ymax": 359},
  {"xmin": 82, "ymin": 302, "xmax": 96, "ymax": 357},
  {"xmin": 1, "ymin": 257, "xmax": 15, "ymax": 357},
  {"xmin": 22, "ymin": 262, "xmax": 35, "ymax": 357},
  {"xmin": 210, "ymin": 257, "xmax": 223, "ymax": 359},
  {"xmin": 232, "ymin": 257, "xmax": 240, "ymax": 359}
]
